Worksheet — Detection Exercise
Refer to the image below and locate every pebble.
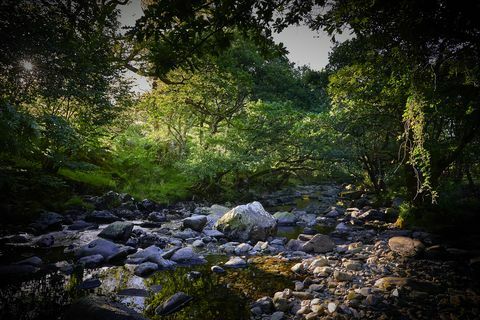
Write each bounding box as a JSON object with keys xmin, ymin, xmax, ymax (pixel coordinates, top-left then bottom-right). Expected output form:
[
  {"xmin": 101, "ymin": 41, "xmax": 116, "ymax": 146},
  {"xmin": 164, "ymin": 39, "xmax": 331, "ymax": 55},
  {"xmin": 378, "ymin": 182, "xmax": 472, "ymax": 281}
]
[
  {"xmin": 211, "ymin": 265, "xmax": 225, "ymax": 273},
  {"xmin": 327, "ymin": 302, "xmax": 337, "ymax": 313}
]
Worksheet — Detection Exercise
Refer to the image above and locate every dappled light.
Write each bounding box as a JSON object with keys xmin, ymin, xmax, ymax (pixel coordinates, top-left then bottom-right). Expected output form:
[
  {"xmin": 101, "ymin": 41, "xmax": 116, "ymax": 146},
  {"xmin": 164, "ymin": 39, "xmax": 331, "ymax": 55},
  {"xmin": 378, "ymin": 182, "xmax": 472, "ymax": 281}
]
[{"xmin": 1, "ymin": 1, "xmax": 479, "ymax": 320}]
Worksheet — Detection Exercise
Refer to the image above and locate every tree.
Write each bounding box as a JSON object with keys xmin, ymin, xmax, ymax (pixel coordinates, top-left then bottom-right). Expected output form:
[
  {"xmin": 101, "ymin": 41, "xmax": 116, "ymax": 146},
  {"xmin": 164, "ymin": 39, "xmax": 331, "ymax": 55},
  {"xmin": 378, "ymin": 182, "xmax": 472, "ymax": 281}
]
[
  {"xmin": 0, "ymin": 0, "xmax": 133, "ymax": 171},
  {"xmin": 132, "ymin": 0, "xmax": 480, "ymax": 204}
]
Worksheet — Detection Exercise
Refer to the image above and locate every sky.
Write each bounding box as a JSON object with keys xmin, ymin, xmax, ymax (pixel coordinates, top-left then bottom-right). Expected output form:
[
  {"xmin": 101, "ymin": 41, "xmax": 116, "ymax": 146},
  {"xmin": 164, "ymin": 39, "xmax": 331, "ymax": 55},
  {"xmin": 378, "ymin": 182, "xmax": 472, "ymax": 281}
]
[{"xmin": 119, "ymin": 1, "xmax": 348, "ymax": 93}]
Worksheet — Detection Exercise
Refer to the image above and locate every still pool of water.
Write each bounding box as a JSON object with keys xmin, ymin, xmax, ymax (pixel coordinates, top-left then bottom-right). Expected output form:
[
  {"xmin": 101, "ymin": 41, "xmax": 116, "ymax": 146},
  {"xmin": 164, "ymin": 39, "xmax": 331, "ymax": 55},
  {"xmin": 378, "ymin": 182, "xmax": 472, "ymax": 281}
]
[
  {"xmin": 276, "ymin": 224, "xmax": 334, "ymax": 239},
  {"xmin": 0, "ymin": 254, "xmax": 301, "ymax": 320}
]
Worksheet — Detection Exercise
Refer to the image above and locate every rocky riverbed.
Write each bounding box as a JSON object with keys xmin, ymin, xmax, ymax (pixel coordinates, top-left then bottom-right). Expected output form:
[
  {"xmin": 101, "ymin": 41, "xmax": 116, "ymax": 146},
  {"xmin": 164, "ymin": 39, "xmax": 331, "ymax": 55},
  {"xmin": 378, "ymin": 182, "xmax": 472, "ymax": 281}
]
[{"xmin": 0, "ymin": 185, "xmax": 479, "ymax": 319}]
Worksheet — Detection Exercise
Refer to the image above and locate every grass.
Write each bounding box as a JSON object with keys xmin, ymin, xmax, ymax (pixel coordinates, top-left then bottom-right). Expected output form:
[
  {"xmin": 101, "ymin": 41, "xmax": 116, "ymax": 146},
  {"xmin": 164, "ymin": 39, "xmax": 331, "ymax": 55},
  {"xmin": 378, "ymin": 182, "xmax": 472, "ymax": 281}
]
[
  {"xmin": 58, "ymin": 167, "xmax": 116, "ymax": 188},
  {"xmin": 113, "ymin": 165, "xmax": 193, "ymax": 204},
  {"xmin": 63, "ymin": 195, "xmax": 95, "ymax": 211}
]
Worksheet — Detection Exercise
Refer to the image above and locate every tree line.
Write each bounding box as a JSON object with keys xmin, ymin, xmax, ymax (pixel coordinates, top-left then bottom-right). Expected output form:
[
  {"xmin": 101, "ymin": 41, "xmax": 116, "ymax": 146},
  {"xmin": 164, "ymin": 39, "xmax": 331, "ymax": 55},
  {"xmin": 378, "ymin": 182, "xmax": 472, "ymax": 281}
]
[{"xmin": 1, "ymin": 0, "xmax": 479, "ymax": 224}]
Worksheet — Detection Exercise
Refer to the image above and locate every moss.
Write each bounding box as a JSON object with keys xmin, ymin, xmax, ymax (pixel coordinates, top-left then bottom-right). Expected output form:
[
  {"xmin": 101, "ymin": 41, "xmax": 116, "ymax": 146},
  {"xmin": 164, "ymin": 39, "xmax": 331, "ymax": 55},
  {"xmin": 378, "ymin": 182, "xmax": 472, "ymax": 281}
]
[
  {"xmin": 64, "ymin": 195, "xmax": 94, "ymax": 211},
  {"xmin": 58, "ymin": 168, "xmax": 116, "ymax": 188}
]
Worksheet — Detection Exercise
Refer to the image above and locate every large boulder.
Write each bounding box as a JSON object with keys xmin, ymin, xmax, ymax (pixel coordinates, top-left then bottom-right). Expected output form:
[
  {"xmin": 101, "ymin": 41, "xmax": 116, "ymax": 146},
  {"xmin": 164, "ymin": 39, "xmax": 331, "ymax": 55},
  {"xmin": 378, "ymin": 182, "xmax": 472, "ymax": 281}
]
[
  {"xmin": 388, "ymin": 236, "xmax": 425, "ymax": 257},
  {"xmin": 202, "ymin": 205, "xmax": 231, "ymax": 229},
  {"xmin": 99, "ymin": 221, "xmax": 133, "ymax": 241},
  {"xmin": 301, "ymin": 234, "xmax": 335, "ymax": 253},
  {"xmin": 214, "ymin": 202, "xmax": 277, "ymax": 242}
]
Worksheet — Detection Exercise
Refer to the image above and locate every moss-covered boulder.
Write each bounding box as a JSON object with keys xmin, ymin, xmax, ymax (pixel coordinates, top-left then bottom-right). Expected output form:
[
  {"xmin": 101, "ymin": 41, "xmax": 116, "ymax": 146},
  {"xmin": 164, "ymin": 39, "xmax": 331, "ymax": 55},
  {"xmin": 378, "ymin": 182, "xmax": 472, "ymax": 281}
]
[{"xmin": 214, "ymin": 201, "xmax": 277, "ymax": 242}]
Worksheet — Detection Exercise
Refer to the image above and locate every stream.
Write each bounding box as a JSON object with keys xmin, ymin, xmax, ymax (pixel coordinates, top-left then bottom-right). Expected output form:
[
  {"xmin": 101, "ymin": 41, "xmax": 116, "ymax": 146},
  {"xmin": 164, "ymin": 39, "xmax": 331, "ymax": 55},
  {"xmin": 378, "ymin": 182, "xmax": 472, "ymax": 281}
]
[{"xmin": 1, "ymin": 184, "xmax": 479, "ymax": 320}]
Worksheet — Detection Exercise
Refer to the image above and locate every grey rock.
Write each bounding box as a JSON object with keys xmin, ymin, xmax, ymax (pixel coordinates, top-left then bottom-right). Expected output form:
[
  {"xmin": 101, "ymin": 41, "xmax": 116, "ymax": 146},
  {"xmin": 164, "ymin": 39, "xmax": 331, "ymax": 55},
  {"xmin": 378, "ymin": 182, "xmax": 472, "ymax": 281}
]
[
  {"xmin": 134, "ymin": 262, "xmax": 158, "ymax": 277},
  {"xmin": 139, "ymin": 199, "xmax": 157, "ymax": 212},
  {"xmin": 252, "ymin": 296, "xmax": 274, "ymax": 314},
  {"xmin": 192, "ymin": 239, "xmax": 205, "ymax": 247},
  {"xmin": 75, "ymin": 238, "xmax": 121, "ymax": 259},
  {"xmin": 273, "ymin": 211, "xmax": 297, "ymax": 226},
  {"xmin": 286, "ymin": 239, "xmax": 305, "ymax": 251},
  {"xmin": 85, "ymin": 210, "xmax": 120, "ymax": 223},
  {"xmin": 325, "ymin": 208, "xmax": 341, "ymax": 218},
  {"xmin": 106, "ymin": 246, "xmax": 135, "ymax": 264},
  {"xmin": 334, "ymin": 270, "xmax": 352, "ymax": 282},
  {"xmin": 182, "ymin": 215, "xmax": 207, "ymax": 232},
  {"xmin": 117, "ymin": 288, "xmax": 150, "ymax": 297},
  {"xmin": 224, "ymin": 256, "xmax": 247, "ymax": 268},
  {"xmin": 35, "ymin": 234, "xmax": 55, "ymax": 247},
  {"xmin": 327, "ymin": 302, "xmax": 337, "ymax": 313},
  {"xmin": 173, "ymin": 229, "xmax": 199, "ymax": 240},
  {"xmin": 358, "ymin": 209, "xmax": 384, "ymax": 221},
  {"xmin": 170, "ymin": 247, "xmax": 206, "ymax": 265},
  {"xmin": 148, "ymin": 211, "xmax": 167, "ymax": 222},
  {"xmin": 273, "ymin": 290, "xmax": 292, "ymax": 312},
  {"xmin": 234, "ymin": 243, "xmax": 253, "ymax": 255},
  {"xmin": 99, "ymin": 221, "xmax": 133, "ymax": 241},
  {"xmin": 203, "ymin": 229, "xmax": 225, "ymax": 238},
  {"xmin": 344, "ymin": 260, "xmax": 362, "ymax": 271},
  {"xmin": 214, "ymin": 201, "xmax": 277, "ymax": 242},
  {"xmin": 374, "ymin": 277, "xmax": 409, "ymax": 290},
  {"xmin": 78, "ymin": 278, "xmax": 102, "ymax": 290},
  {"xmin": 30, "ymin": 211, "xmax": 64, "ymax": 233},
  {"xmin": 271, "ymin": 311, "xmax": 285, "ymax": 320},
  {"xmin": 302, "ymin": 234, "xmax": 335, "ymax": 253},
  {"xmin": 126, "ymin": 245, "xmax": 176, "ymax": 269},
  {"xmin": 15, "ymin": 256, "xmax": 43, "ymax": 267},
  {"xmin": 155, "ymin": 292, "xmax": 193, "ymax": 316},
  {"xmin": 68, "ymin": 220, "xmax": 98, "ymax": 231},
  {"xmin": 388, "ymin": 236, "xmax": 425, "ymax": 257},
  {"xmin": 78, "ymin": 254, "xmax": 105, "ymax": 268},
  {"xmin": 64, "ymin": 296, "xmax": 147, "ymax": 320}
]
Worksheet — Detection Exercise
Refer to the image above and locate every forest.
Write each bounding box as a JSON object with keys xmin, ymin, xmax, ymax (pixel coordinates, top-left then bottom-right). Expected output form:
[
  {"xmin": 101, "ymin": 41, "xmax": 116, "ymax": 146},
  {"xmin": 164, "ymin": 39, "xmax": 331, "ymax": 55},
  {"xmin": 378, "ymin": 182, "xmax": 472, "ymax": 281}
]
[{"xmin": 0, "ymin": 1, "xmax": 479, "ymax": 320}]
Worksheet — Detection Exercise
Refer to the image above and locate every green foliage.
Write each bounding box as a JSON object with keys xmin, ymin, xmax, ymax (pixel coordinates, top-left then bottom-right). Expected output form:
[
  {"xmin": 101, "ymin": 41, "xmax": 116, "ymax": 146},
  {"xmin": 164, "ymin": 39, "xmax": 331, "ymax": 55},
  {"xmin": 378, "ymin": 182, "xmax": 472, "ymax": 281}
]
[
  {"xmin": 58, "ymin": 168, "xmax": 116, "ymax": 189},
  {"xmin": 108, "ymin": 126, "xmax": 193, "ymax": 203},
  {"xmin": 63, "ymin": 195, "xmax": 94, "ymax": 212}
]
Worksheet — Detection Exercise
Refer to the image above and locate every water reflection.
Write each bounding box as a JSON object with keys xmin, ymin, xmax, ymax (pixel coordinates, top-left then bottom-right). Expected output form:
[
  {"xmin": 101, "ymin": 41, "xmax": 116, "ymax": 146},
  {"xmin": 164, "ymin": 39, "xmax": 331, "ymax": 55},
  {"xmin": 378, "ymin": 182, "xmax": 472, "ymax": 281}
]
[
  {"xmin": 276, "ymin": 224, "xmax": 334, "ymax": 239},
  {"xmin": 0, "ymin": 254, "xmax": 300, "ymax": 320},
  {"xmin": 145, "ymin": 255, "xmax": 298, "ymax": 320}
]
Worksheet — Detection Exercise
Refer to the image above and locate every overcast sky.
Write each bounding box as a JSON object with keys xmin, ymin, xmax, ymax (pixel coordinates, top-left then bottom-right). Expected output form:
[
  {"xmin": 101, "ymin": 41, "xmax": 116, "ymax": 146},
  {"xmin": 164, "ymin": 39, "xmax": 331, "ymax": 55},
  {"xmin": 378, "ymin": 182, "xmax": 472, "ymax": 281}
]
[{"xmin": 119, "ymin": 1, "xmax": 347, "ymax": 92}]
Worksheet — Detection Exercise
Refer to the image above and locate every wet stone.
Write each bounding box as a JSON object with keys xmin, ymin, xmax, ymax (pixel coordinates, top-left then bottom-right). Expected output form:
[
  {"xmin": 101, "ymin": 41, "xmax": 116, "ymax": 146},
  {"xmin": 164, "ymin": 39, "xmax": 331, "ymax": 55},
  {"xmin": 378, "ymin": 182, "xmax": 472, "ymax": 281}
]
[
  {"xmin": 117, "ymin": 288, "xmax": 150, "ymax": 297},
  {"xmin": 78, "ymin": 278, "xmax": 102, "ymax": 290},
  {"xmin": 64, "ymin": 296, "xmax": 147, "ymax": 320},
  {"xmin": 155, "ymin": 292, "xmax": 193, "ymax": 316},
  {"xmin": 211, "ymin": 265, "xmax": 225, "ymax": 273},
  {"xmin": 170, "ymin": 247, "xmax": 206, "ymax": 265}
]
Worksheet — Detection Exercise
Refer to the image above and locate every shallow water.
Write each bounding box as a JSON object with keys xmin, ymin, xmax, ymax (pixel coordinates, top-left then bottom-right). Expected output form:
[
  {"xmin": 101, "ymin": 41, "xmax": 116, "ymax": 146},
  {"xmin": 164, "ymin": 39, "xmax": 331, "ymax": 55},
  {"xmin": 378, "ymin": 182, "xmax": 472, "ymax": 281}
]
[
  {"xmin": 276, "ymin": 224, "xmax": 334, "ymax": 239},
  {"xmin": 0, "ymin": 185, "xmax": 338, "ymax": 319},
  {"xmin": 0, "ymin": 254, "xmax": 300, "ymax": 320}
]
